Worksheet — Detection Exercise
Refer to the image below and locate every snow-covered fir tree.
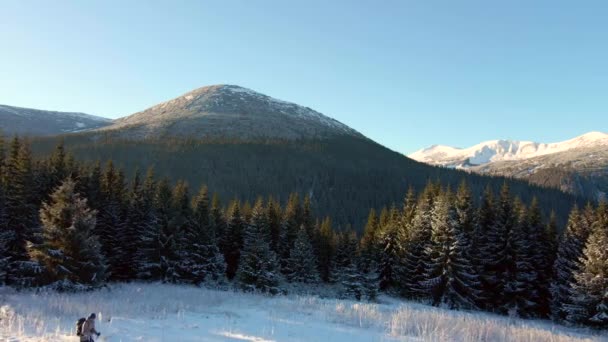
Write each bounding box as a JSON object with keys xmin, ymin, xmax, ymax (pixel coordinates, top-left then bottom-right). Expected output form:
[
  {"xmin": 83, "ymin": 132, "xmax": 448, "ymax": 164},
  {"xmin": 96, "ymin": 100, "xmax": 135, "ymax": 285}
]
[
  {"xmin": 503, "ymin": 199, "xmax": 540, "ymax": 317},
  {"xmin": 96, "ymin": 161, "xmax": 128, "ymax": 279},
  {"xmin": 539, "ymin": 211, "xmax": 558, "ymax": 317},
  {"xmin": 526, "ymin": 199, "xmax": 552, "ymax": 317},
  {"xmin": 170, "ymin": 180, "xmax": 195, "ymax": 282},
  {"xmin": 29, "ymin": 178, "xmax": 107, "ymax": 289},
  {"xmin": 480, "ymin": 183, "xmax": 514, "ymax": 314},
  {"xmin": 236, "ymin": 199, "xmax": 281, "ymax": 294},
  {"xmin": 186, "ymin": 185, "xmax": 226, "ymax": 284},
  {"xmin": 265, "ymin": 197, "xmax": 282, "ymax": 253},
  {"xmin": 401, "ymin": 185, "xmax": 435, "ymax": 299},
  {"xmin": 401, "ymin": 187, "xmax": 418, "ymax": 229},
  {"xmin": 550, "ymin": 206, "xmax": 591, "ymax": 322},
  {"xmin": 114, "ymin": 170, "xmax": 145, "ymax": 280},
  {"xmin": 565, "ymin": 202, "xmax": 608, "ymax": 326},
  {"xmin": 133, "ymin": 169, "xmax": 162, "ymax": 280},
  {"xmin": 279, "ymin": 193, "xmax": 301, "ymax": 276},
  {"xmin": 335, "ymin": 231, "xmax": 377, "ymax": 301},
  {"xmin": 376, "ymin": 217, "xmax": 405, "ymax": 292},
  {"xmin": 286, "ymin": 225, "xmax": 320, "ymax": 283},
  {"xmin": 421, "ymin": 190, "xmax": 480, "ymax": 309},
  {"xmin": 359, "ymin": 209, "xmax": 380, "ymax": 274},
  {"xmin": 314, "ymin": 217, "xmax": 335, "ymax": 282},
  {"xmin": 2, "ymin": 137, "xmax": 39, "ymax": 287},
  {"xmin": 155, "ymin": 178, "xmax": 181, "ymax": 283},
  {"xmin": 223, "ymin": 200, "xmax": 245, "ymax": 279},
  {"xmin": 301, "ymin": 195, "xmax": 315, "ymax": 239}
]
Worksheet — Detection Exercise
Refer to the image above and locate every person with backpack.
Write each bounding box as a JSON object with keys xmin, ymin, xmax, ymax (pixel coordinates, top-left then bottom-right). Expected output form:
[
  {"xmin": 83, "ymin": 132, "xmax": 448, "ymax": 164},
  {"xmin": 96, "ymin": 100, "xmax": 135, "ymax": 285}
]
[{"xmin": 79, "ymin": 313, "xmax": 101, "ymax": 342}]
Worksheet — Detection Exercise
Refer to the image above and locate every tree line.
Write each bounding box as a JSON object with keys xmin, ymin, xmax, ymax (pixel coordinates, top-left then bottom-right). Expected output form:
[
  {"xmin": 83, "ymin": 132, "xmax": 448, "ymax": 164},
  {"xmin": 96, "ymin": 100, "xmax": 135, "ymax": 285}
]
[{"xmin": 0, "ymin": 136, "xmax": 606, "ymax": 328}]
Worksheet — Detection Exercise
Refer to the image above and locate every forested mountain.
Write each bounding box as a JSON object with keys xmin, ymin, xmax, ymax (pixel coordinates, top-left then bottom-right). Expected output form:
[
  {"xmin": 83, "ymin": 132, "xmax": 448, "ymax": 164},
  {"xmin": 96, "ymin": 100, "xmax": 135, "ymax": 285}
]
[
  {"xmin": 24, "ymin": 85, "xmax": 576, "ymax": 228},
  {"xmin": 410, "ymin": 132, "xmax": 608, "ymax": 201},
  {"xmin": 0, "ymin": 104, "xmax": 112, "ymax": 136}
]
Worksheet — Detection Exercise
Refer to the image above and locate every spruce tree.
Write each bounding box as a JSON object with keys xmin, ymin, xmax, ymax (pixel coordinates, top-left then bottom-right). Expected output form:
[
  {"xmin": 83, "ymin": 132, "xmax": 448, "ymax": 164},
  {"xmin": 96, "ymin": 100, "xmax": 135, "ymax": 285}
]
[
  {"xmin": 286, "ymin": 225, "xmax": 320, "ymax": 283},
  {"xmin": 551, "ymin": 206, "xmax": 591, "ymax": 322},
  {"xmin": 83, "ymin": 161, "xmax": 102, "ymax": 209},
  {"xmin": 401, "ymin": 187, "xmax": 417, "ymax": 228},
  {"xmin": 170, "ymin": 181, "xmax": 193, "ymax": 282},
  {"xmin": 236, "ymin": 199, "xmax": 281, "ymax": 294},
  {"xmin": 302, "ymin": 195, "xmax": 315, "ymax": 239},
  {"xmin": 472, "ymin": 186, "xmax": 495, "ymax": 309},
  {"xmin": 155, "ymin": 178, "xmax": 180, "ymax": 283},
  {"xmin": 335, "ymin": 231, "xmax": 362, "ymax": 298},
  {"xmin": 527, "ymin": 198, "xmax": 552, "ymax": 317},
  {"xmin": 315, "ymin": 217, "xmax": 335, "ymax": 282},
  {"xmin": 541, "ymin": 210, "xmax": 558, "ymax": 317},
  {"xmin": 112, "ymin": 170, "xmax": 144, "ymax": 280},
  {"xmin": 223, "ymin": 200, "xmax": 244, "ymax": 279},
  {"xmin": 504, "ymin": 199, "xmax": 539, "ymax": 317},
  {"xmin": 97, "ymin": 161, "xmax": 128, "ymax": 279},
  {"xmin": 377, "ymin": 219, "xmax": 405, "ymax": 292},
  {"xmin": 421, "ymin": 191, "xmax": 479, "ymax": 309},
  {"xmin": 133, "ymin": 168, "xmax": 162, "ymax": 280},
  {"xmin": 187, "ymin": 185, "xmax": 226, "ymax": 284},
  {"xmin": 401, "ymin": 185, "xmax": 434, "ymax": 299},
  {"xmin": 566, "ymin": 203, "xmax": 608, "ymax": 326},
  {"xmin": 279, "ymin": 193, "xmax": 301, "ymax": 275},
  {"xmin": 29, "ymin": 178, "xmax": 106, "ymax": 289},
  {"xmin": 3, "ymin": 137, "xmax": 39, "ymax": 286},
  {"xmin": 266, "ymin": 197, "xmax": 282, "ymax": 253},
  {"xmin": 210, "ymin": 193, "xmax": 227, "ymax": 250},
  {"xmin": 481, "ymin": 183, "xmax": 514, "ymax": 314},
  {"xmin": 42, "ymin": 141, "xmax": 68, "ymax": 198},
  {"xmin": 379, "ymin": 206, "xmax": 390, "ymax": 228},
  {"xmin": 359, "ymin": 208, "xmax": 380, "ymax": 272}
]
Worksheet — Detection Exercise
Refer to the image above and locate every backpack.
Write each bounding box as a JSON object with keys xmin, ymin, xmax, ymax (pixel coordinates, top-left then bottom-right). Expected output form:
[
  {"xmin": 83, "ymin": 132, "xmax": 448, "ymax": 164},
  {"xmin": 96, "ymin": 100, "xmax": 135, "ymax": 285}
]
[{"xmin": 76, "ymin": 317, "xmax": 86, "ymax": 336}]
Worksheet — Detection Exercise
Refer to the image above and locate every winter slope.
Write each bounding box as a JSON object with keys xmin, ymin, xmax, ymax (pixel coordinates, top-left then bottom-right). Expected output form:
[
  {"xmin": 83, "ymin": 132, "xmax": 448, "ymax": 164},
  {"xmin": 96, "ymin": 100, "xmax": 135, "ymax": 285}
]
[{"xmin": 0, "ymin": 283, "xmax": 605, "ymax": 342}]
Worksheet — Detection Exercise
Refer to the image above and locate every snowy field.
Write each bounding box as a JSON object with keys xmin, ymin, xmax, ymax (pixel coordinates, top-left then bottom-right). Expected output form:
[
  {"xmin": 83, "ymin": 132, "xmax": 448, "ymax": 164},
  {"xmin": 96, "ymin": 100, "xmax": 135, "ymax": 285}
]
[{"xmin": 0, "ymin": 283, "xmax": 605, "ymax": 342}]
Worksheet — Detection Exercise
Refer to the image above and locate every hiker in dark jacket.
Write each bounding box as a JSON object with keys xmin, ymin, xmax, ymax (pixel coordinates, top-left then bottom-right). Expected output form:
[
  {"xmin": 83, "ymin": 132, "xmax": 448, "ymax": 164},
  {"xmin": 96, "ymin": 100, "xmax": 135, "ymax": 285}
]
[{"xmin": 80, "ymin": 313, "xmax": 100, "ymax": 342}]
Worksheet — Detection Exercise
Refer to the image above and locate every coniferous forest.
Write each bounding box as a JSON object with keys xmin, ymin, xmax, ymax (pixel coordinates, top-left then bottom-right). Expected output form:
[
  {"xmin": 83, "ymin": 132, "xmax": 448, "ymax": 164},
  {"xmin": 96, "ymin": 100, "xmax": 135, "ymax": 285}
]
[{"xmin": 0, "ymin": 136, "xmax": 606, "ymax": 329}]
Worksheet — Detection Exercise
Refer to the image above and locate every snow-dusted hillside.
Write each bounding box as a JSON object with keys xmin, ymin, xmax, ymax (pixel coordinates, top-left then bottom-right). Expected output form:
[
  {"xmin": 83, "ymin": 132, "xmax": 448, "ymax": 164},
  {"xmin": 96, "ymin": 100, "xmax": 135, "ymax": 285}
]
[
  {"xmin": 0, "ymin": 104, "xmax": 112, "ymax": 136},
  {"xmin": 99, "ymin": 84, "xmax": 363, "ymax": 140},
  {"xmin": 409, "ymin": 132, "xmax": 608, "ymax": 168},
  {"xmin": 0, "ymin": 283, "xmax": 603, "ymax": 342}
]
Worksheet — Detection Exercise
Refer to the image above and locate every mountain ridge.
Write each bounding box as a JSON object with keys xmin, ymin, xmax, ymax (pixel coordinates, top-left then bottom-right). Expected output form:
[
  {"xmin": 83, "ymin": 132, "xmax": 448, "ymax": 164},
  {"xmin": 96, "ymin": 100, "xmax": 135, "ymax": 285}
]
[
  {"xmin": 0, "ymin": 104, "xmax": 112, "ymax": 136},
  {"xmin": 409, "ymin": 131, "xmax": 608, "ymax": 168},
  {"xmin": 409, "ymin": 132, "xmax": 608, "ymax": 200}
]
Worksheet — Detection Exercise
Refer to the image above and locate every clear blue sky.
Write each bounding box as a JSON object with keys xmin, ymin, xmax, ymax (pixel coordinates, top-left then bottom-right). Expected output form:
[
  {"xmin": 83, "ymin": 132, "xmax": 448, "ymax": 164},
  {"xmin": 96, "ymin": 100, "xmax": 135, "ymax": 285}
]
[{"xmin": 1, "ymin": 1, "xmax": 607, "ymax": 153}]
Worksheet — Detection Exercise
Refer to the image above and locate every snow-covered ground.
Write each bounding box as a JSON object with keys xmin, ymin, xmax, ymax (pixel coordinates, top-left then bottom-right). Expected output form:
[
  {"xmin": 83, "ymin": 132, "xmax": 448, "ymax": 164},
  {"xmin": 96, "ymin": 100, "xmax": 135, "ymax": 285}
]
[{"xmin": 0, "ymin": 283, "xmax": 605, "ymax": 342}]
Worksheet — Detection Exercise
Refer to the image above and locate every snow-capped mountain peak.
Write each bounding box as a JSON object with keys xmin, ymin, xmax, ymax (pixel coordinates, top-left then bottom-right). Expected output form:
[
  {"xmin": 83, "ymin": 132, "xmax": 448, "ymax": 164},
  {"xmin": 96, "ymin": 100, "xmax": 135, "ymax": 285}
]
[
  {"xmin": 105, "ymin": 84, "xmax": 363, "ymax": 140},
  {"xmin": 408, "ymin": 132, "xmax": 608, "ymax": 168}
]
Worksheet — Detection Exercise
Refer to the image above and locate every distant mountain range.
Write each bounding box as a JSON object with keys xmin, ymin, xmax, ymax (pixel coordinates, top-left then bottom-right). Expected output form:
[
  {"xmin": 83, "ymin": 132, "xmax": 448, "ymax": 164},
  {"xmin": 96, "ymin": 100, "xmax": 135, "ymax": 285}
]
[
  {"xmin": 0, "ymin": 104, "xmax": 111, "ymax": 136},
  {"xmin": 2, "ymin": 85, "xmax": 575, "ymax": 227},
  {"xmin": 410, "ymin": 132, "xmax": 608, "ymax": 200}
]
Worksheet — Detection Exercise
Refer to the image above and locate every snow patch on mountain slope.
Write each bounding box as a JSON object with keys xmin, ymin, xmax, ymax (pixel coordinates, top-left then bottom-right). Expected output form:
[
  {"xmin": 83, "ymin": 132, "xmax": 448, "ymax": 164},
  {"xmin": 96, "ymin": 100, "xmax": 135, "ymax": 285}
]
[{"xmin": 409, "ymin": 132, "xmax": 608, "ymax": 168}]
